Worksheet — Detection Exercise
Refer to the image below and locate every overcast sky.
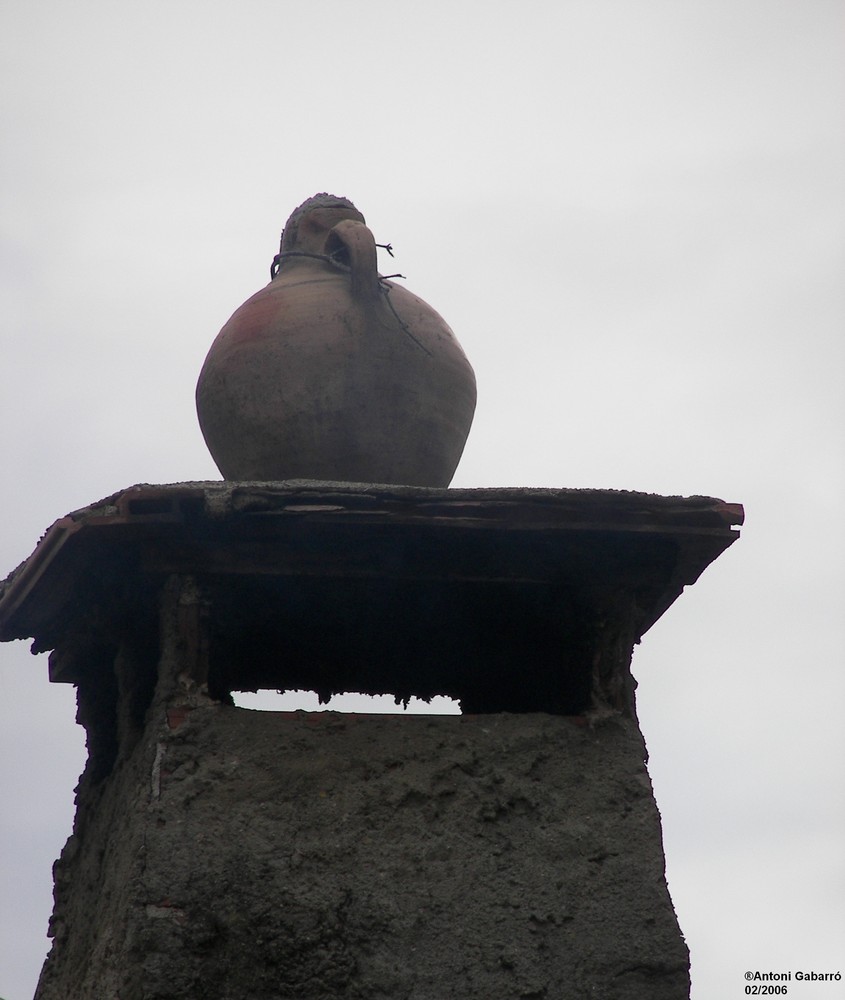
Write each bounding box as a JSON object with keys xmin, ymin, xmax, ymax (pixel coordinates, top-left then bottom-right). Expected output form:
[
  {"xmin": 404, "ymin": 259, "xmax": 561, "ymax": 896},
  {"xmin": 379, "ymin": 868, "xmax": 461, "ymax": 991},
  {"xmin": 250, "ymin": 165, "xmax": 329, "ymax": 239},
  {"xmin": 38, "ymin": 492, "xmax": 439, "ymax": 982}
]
[{"xmin": 1, "ymin": 2, "xmax": 843, "ymax": 997}]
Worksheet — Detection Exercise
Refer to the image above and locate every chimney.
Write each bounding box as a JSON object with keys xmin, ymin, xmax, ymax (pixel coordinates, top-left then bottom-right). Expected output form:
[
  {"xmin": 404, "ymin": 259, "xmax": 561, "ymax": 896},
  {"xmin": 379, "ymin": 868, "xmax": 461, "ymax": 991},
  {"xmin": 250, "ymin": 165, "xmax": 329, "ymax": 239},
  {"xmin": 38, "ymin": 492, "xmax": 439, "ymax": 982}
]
[
  {"xmin": 0, "ymin": 195, "xmax": 742, "ymax": 999},
  {"xmin": 0, "ymin": 482, "xmax": 742, "ymax": 999}
]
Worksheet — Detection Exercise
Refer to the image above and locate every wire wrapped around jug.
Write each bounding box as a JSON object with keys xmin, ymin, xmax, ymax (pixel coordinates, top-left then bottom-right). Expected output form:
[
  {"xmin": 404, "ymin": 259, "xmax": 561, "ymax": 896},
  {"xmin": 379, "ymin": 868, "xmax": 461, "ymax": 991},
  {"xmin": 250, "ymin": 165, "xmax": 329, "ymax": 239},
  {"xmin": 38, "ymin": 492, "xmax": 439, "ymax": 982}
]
[
  {"xmin": 270, "ymin": 249, "xmax": 348, "ymax": 278},
  {"xmin": 270, "ymin": 232, "xmax": 392, "ymax": 278}
]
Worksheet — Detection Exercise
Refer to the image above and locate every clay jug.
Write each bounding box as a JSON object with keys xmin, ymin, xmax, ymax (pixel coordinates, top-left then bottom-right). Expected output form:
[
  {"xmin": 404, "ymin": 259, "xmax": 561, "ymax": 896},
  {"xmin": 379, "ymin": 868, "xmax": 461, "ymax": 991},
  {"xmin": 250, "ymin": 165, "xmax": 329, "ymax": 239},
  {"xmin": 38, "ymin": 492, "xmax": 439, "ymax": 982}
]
[{"xmin": 196, "ymin": 194, "xmax": 476, "ymax": 486}]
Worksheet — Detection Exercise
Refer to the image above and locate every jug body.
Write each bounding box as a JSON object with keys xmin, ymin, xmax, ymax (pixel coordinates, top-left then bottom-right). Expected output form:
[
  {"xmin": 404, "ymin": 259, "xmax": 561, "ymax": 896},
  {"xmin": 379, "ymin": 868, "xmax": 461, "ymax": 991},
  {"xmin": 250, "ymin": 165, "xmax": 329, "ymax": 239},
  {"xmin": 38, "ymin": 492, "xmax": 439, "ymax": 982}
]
[{"xmin": 196, "ymin": 194, "xmax": 476, "ymax": 487}]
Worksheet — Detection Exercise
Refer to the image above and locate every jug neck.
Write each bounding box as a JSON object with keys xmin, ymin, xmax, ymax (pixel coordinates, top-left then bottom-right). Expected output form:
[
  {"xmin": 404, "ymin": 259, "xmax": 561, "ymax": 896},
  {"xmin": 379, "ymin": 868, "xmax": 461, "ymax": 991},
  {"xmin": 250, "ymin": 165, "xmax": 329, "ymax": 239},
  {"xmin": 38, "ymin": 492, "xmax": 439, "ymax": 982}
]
[{"xmin": 282, "ymin": 204, "xmax": 366, "ymax": 256}]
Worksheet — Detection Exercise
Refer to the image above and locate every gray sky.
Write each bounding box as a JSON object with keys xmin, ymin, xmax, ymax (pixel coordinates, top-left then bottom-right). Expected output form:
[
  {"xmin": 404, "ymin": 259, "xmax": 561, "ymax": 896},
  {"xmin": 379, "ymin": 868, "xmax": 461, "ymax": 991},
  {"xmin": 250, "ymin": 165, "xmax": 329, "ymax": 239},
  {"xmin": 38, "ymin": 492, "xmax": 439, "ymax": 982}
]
[{"xmin": 1, "ymin": 2, "xmax": 843, "ymax": 997}]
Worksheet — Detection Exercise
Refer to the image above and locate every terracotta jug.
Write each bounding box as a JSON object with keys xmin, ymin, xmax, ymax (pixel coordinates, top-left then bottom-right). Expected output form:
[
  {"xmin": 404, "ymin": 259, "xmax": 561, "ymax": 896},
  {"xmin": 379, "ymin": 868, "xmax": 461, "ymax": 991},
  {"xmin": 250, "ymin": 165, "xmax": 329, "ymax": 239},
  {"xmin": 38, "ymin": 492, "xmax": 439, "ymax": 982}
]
[{"xmin": 196, "ymin": 194, "xmax": 477, "ymax": 486}]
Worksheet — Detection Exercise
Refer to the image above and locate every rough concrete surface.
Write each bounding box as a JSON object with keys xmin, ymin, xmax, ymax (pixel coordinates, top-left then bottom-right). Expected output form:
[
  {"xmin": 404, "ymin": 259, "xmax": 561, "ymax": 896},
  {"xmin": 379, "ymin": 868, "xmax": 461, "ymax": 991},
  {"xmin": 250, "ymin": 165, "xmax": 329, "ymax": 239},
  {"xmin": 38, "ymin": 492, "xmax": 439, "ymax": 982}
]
[{"xmin": 36, "ymin": 707, "xmax": 689, "ymax": 1000}]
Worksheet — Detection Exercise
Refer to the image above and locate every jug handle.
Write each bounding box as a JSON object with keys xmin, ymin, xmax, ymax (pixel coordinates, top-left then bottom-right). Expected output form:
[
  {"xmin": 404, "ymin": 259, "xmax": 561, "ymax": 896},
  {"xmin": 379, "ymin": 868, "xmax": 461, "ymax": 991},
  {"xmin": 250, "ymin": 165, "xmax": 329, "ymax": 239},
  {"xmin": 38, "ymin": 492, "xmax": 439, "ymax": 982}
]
[{"xmin": 324, "ymin": 220, "xmax": 379, "ymax": 303}]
